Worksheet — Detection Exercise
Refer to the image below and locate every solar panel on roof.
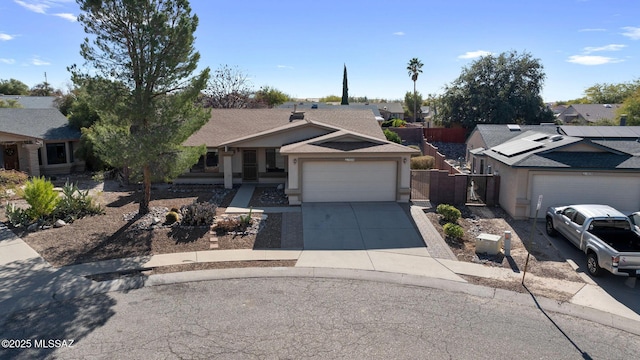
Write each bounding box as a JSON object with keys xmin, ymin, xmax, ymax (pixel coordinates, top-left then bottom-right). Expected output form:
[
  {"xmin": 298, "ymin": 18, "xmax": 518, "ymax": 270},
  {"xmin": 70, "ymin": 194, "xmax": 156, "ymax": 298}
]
[
  {"xmin": 522, "ymin": 133, "xmax": 548, "ymax": 141},
  {"xmin": 560, "ymin": 126, "xmax": 640, "ymax": 138},
  {"xmin": 492, "ymin": 139, "xmax": 544, "ymax": 157}
]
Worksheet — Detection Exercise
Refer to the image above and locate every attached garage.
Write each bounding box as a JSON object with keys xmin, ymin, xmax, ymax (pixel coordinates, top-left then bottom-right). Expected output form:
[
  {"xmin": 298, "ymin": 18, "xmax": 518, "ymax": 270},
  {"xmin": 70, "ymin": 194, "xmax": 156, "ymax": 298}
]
[
  {"xmin": 302, "ymin": 160, "xmax": 397, "ymax": 202},
  {"xmin": 530, "ymin": 173, "xmax": 640, "ymax": 217}
]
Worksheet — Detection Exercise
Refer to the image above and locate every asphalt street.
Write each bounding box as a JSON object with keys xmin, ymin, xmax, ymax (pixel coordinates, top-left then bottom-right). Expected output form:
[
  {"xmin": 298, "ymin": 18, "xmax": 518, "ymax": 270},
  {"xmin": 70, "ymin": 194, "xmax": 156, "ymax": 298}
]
[{"xmin": 1, "ymin": 277, "xmax": 639, "ymax": 359}]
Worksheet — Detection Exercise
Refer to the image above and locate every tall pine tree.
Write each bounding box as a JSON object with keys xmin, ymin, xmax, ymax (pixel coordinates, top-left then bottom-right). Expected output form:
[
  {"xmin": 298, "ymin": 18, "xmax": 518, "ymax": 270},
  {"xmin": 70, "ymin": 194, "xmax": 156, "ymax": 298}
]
[
  {"xmin": 341, "ymin": 64, "xmax": 349, "ymax": 105},
  {"xmin": 74, "ymin": 0, "xmax": 210, "ymax": 215}
]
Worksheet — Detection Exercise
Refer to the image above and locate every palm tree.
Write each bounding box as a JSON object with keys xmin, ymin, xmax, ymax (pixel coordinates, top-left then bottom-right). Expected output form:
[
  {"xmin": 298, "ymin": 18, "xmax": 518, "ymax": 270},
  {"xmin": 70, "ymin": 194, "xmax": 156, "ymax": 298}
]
[{"xmin": 407, "ymin": 58, "xmax": 424, "ymax": 123}]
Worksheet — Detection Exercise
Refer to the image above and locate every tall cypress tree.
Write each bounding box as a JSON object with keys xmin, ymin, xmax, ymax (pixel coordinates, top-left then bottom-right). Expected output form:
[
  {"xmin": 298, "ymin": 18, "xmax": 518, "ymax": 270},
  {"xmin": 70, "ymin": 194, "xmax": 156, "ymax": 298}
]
[{"xmin": 341, "ymin": 64, "xmax": 349, "ymax": 105}]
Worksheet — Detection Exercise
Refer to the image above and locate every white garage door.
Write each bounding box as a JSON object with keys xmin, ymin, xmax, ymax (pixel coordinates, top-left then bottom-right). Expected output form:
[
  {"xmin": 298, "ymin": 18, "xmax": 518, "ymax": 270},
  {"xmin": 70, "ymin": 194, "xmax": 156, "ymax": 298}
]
[
  {"xmin": 530, "ymin": 174, "xmax": 640, "ymax": 218},
  {"xmin": 302, "ymin": 161, "xmax": 397, "ymax": 202}
]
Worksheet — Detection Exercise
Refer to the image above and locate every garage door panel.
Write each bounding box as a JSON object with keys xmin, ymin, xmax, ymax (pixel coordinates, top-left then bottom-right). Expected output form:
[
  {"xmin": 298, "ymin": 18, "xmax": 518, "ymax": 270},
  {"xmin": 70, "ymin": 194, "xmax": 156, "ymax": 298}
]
[
  {"xmin": 302, "ymin": 161, "xmax": 396, "ymax": 202},
  {"xmin": 531, "ymin": 174, "xmax": 640, "ymax": 218}
]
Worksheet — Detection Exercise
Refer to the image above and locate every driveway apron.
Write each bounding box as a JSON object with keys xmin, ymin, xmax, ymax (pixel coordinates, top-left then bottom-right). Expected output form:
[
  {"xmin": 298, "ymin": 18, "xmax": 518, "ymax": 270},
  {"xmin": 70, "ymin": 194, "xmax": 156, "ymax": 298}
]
[{"xmin": 302, "ymin": 202, "xmax": 425, "ymax": 253}]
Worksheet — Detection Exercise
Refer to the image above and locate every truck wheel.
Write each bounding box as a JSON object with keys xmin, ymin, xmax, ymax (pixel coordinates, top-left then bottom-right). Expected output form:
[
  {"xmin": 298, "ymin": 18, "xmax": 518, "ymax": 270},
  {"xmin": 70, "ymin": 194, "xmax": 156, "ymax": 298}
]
[
  {"xmin": 545, "ymin": 218, "xmax": 557, "ymax": 236},
  {"xmin": 587, "ymin": 252, "xmax": 603, "ymax": 277}
]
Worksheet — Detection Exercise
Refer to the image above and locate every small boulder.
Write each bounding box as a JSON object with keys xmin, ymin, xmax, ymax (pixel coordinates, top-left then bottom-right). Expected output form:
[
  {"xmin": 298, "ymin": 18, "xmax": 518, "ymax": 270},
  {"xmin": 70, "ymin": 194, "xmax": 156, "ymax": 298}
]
[
  {"xmin": 27, "ymin": 223, "xmax": 38, "ymax": 232},
  {"xmin": 277, "ymin": 183, "xmax": 284, "ymax": 190},
  {"xmin": 54, "ymin": 219, "xmax": 67, "ymax": 228},
  {"xmin": 152, "ymin": 217, "xmax": 161, "ymax": 225}
]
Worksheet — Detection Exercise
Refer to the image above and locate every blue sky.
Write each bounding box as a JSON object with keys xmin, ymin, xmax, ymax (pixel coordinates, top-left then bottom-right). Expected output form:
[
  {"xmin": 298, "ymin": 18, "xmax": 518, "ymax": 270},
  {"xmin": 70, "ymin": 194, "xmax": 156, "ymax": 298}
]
[{"xmin": 1, "ymin": 0, "xmax": 639, "ymax": 102}]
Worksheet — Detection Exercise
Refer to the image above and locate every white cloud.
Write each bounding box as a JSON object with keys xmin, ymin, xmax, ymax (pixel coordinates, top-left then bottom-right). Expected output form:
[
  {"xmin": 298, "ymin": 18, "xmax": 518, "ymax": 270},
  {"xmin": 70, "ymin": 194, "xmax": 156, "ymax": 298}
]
[
  {"xmin": 458, "ymin": 50, "xmax": 492, "ymax": 59},
  {"xmin": 567, "ymin": 55, "xmax": 623, "ymax": 65},
  {"xmin": 14, "ymin": 0, "xmax": 48, "ymax": 14},
  {"xmin": 579, "ymin": 28, "xmax": 606, "ymax": 32},
  {"xmin": 53, "ymin": 13, "xmax": 76, "ymax": 22},
  {"xmin": 31, "ymin": 57, "xmax": 50, "ymax": 66},
  {"xmin": 393, "ymin": 31, "xmax": 404, "ymax": 36},
  {"xmin": 0, "ymin": 33, "xmax": 14, "ymax": 41},
  {"xmin": 0, "ymin": 58, "xmax": 16, "ymax": 64},
  {"xmin": 622, "ymin": 26, "xmax": 640, "ymax": 40},
  {"xmin": 583, "ymin": 44, "xmax": 627, "ymax": 53}
]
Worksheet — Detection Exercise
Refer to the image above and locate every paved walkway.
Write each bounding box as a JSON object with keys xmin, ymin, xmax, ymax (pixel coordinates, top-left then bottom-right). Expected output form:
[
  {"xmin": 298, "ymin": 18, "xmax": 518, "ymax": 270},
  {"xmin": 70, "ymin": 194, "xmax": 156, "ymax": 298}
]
[{"xmin": 1, "ymin": 185, "xmax": 639, "ymax": 334}]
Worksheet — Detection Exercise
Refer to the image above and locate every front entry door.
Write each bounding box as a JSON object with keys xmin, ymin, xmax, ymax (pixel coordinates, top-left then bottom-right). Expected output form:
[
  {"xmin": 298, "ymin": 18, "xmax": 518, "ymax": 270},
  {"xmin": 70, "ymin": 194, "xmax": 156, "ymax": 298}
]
[
  {"xmin": 3, "ymin": 145, "xmax": 19, "ymax": 170},
  {"xmin": 242, "ymin": 150, "xmax": 257, "ymax": 180}
]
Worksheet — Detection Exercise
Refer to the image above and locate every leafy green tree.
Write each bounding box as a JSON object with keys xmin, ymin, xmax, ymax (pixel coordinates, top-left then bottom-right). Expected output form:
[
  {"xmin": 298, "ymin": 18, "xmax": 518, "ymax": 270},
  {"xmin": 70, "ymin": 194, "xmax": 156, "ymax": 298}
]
[
  {"xmin": 404, "ymin": 91, "xmax": 423, "ymax": 121},
  {"xmin": 0, "ymin": 78, "xmax": 29, "ymax": 95},
  {"xmin": 74, "ymin": 0, "xmax": 210, "ymax": 215},
  {"xmin": 584, "ymin": 81, "xmax": 640, "ymax": 104},
  {"xmin": 438, "ymin": 51, "xmax": 553, "ymax": 129},
  {"xmin": 29, "ymin": 82, "xmax": 60, "ymax": 96},
  {"xmin": 407, "ymin": 58, "xmax": 423, "ymax": 122},
  {"xmin": 0, "ymin": 99, "xmax": 23, "ymax": 108},
  {"xmin": 319, "ymin": 95, "xmax": 341, "ymax": 102},
  {"xmin": 617, "ymin": 88, "xmax": 640, "ymax": 126},
  {"xmin": 254, "ymin": 86, "xmax": 291, "ymax": 108},
  {"xmin": 341, "ymin": 64, "xmax": 349, "ymax": 105}
]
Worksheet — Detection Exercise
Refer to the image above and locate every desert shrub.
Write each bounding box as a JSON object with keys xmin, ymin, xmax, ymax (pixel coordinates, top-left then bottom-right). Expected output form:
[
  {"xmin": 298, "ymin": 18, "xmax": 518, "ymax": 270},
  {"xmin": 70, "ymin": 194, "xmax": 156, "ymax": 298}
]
[
  {"xmin": 5, "ymin": 203, "xmax": 30, "ymax": 227},
  {"xmin": 53, "ymin": 181, "xmax": 104, "ymax": 222},
  {"xmin": 180, "ymin": 201, "xmax": 217, "ymax": 226},
  {"xmin": 436, "ymin": 204, "xmax": 461, "ymax": 223},
  {"xmin": 443, "ymin": 223, "xmax": 464, "ymax": 239},
  {"xmin": 407, "ymin": 145, "xmax": 422, "ymax": 157},
  {"xmin": 170, "ymin": 207, "xmax": 179, "ymax": 213},
  {"xmin": 215, "ymin": 217, "xmax": 241, "ymax": 234},
  {"xmin": 384, "ymin": 129, "xmax": 402, "ymax": 144},
  {"xmin": 165, "ymin": 211, "xmax": 180, "ymax": 224},
  {"xmin": 22, "ymin": 176, "xmax": 59, "ymax": 220},
  {"xmin": 0, "ymin": 170, "xmax": 28, "ymax": 187},
  {"xmin": 411, "ymin": 155, "xmax": 435, "ymax": 169}
]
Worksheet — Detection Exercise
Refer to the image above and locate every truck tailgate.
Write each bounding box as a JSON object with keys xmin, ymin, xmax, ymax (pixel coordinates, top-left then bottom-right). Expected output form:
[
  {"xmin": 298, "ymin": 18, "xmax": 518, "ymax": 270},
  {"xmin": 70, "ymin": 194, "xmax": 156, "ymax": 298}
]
[{"xmin": 619, "ymin": 252, "xmax": 640, "ymax": 274}]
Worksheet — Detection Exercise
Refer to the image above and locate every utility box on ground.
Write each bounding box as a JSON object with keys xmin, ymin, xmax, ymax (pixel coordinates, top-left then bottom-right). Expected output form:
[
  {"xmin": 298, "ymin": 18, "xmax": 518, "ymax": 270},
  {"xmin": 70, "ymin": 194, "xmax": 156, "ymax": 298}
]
[{"xmin": 475, "ymin": 233, "xmax": 502, "ymax": 255}]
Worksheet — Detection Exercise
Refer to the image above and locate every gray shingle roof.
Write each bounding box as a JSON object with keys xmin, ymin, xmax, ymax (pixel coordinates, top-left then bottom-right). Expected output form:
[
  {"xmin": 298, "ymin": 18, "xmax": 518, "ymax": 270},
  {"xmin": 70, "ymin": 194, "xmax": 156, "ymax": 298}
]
[
  {"xmin": 472, "ymin": 124, "xmax": 560, "ymax": 148},
  {"xmin": 377, "ymin": 102, "xmax": 404, "ymax": 114},
  {"xmin": 185, "ymin": 109, "xmax": 385, "ymax": 147},
  {"xmin": 0, "ymin": 108, "xmax": 80, "ymax": 140},
  {"xmin": 0, "ymin": 95, "xmax": 57, "ymax": 109},
  {"xmin": 560, "ymin": 104, "xmax": 621, "ymax": 123}
]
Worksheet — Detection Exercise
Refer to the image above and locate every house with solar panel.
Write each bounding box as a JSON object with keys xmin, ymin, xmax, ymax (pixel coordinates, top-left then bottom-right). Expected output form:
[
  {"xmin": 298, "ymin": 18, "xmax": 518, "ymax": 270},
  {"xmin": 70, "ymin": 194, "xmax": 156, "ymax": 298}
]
[{"xmin": 466, "ymin": 124, "xmax": 640, "ymax": 219}]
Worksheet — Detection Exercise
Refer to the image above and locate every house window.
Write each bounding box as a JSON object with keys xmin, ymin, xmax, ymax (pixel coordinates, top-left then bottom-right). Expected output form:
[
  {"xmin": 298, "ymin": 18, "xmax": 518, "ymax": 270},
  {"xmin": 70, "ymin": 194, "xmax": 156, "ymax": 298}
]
[
  {"xmin": 265, "ymin": 148, "xmax": 284, "ymax": 172},
  {"xmin": 205, "ymin": 151, "xmax": 218, "ymax": 167},
  {"xmin": 190, "ymin": 150, "xmax": 219, "ymax": 173},
  {"xmin": 46, "ymin": 143, "xmax": 67, "ymax": 165}
]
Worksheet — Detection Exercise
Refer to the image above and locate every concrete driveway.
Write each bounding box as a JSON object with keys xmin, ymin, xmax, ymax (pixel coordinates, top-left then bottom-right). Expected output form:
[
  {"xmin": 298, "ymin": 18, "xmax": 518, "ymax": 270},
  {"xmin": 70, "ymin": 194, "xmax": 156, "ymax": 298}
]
[{"xmin": 302, "ymin": 202, "xmax": 426, "ymax": 252}]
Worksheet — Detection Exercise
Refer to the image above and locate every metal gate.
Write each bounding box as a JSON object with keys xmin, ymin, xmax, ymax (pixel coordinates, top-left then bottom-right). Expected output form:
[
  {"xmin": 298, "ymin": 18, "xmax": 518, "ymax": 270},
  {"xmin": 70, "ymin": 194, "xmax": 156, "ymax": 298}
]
[
  {"xmin": 467, "ymin": 175, "xmax": 488, "ymax": 204},
  {"xmin": 410, "ymin": 170, "xmax": 430, "ymax": 200}
]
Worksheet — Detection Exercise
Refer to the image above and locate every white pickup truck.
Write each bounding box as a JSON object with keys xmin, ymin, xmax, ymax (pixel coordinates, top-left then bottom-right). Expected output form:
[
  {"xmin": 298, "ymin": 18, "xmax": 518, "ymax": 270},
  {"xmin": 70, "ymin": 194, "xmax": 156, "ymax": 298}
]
[{"xmin": 545, "ymin": 204, "xmax": 640, "ymax": 277}]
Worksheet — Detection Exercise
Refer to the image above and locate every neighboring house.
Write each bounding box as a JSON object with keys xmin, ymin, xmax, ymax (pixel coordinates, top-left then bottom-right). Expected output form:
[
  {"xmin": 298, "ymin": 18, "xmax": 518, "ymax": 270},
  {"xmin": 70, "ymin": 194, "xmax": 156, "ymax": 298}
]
[
  {"xmin": 467, "ymin": 124, "xmax": 640, "ymax": 219},
  {"xmin": 376, "ymin": 103, "xmax": 405, "ymax": 121},
  {"xmin": 278, "ymin": 102, "xmax": 382, "ymax": 117},
  {"xmin": 0, "ymin": 94, "xmax": 57, "ymax": 109},
  {"xmin": 0, "ymin": 108, "xmax": 83, "ymax": 177},
  {"xmin": 557, "ymin": 104, "xmax": 621, "ymax": 125},
  {"xmin": 181, "ymin": 109, "xmax": 418, "ymax": 204}
]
